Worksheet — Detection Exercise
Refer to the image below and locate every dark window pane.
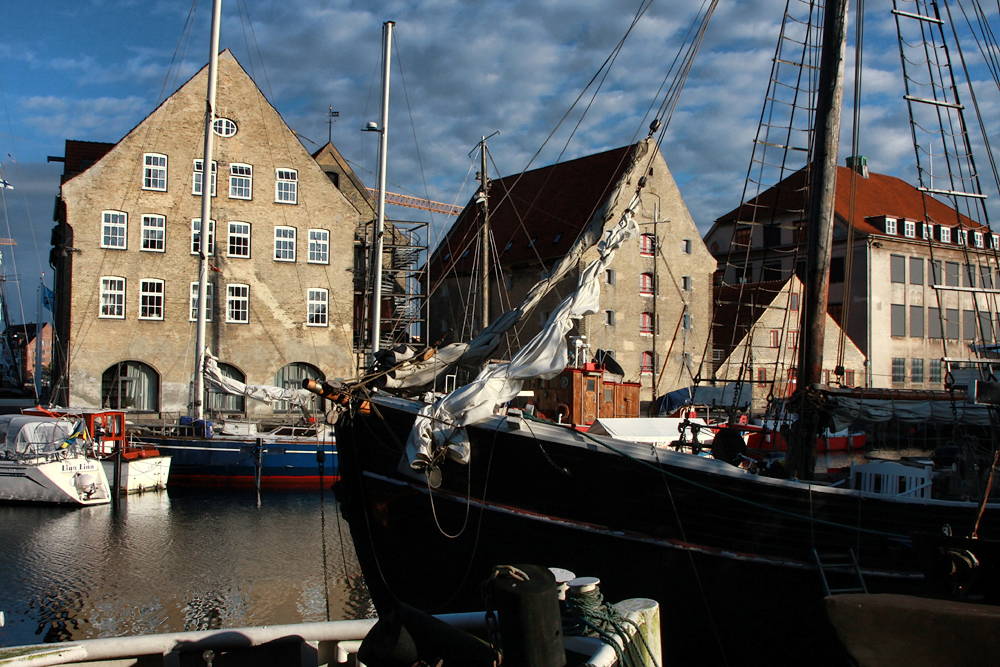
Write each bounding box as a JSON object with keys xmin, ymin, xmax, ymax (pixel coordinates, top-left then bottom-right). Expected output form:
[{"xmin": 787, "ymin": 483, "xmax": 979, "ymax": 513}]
[
  {"xmin": 910, "ymin": 306, "xmax": 924, "ymax": 337},
  {"xmin": 890, "ymin": 255, "xmax": 905, "ymax": 283},
  {"xmin": 891, "ymin": 304, "xmax": 906, "ymax": 337},
  {"xmin": 909, "ymin": 257, "xmax": 924, "ymax": 285}
]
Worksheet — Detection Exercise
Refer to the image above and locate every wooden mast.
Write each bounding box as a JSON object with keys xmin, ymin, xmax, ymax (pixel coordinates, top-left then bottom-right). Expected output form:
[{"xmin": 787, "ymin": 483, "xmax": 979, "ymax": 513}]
[
  {"xmin": 789, "ymin": 0, "xmax": 849, "ymax": 479},
  {"xmin": 476, "ymin": 136, "xmax": 491, "ymax": 333}
]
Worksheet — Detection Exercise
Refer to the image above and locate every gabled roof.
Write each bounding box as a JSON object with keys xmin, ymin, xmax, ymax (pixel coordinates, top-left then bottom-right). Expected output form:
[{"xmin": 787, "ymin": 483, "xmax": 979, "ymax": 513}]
[
  {"xmin": 429, "ymin": 144, "xmax": 636, "ymax": 275},
  {"xmin": 715, "ymin": 166, "xmax": 980, "ymax": 234},
  {"xmin": 59, "ymin": 140, "xmax": 115, "ymax": 180},
  {"xmin": 712, "ymin": 279, "xmax": 791, "ymax": 357}
]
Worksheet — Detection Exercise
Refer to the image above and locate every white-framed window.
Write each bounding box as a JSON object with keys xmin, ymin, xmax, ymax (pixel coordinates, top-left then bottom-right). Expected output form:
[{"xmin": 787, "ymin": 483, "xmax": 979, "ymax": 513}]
[
  {"xmin": 682, "ymin": 275, "xmax": 692, "ymax": 291},
  {"xmin": 213, "ymin": 118, "xmax": 237, "ymax": 137},
  {"xmin": 192, "ymin": 160, "xmax": 217, "ymax": 196},
  {"xmin": 957, "ymin": 229, "xmax": 968, "ymax": 245},
  {"xmin": 141, "ymin": 214, "xmax": 165, "ymax": 252},
  {"xmin": 275, "ymin": 168, "xmax": 298, "ymax": 204},
  {"xmin": 226, "ymin": 284, "xmax": 250, "ymax": 323},
  {"xmin": 100, "ymin": 277, "xmax": 126, "ymax": 319},
  {"xmin": 903, "ymin": 220, "xmax": 916, "ymax": 238},
  {"xmin": 974, "ymin": 231, "xmax": 985, "ymax": 248},
  {"xmin": 639, "ymin": 273, "xmax": 654, "ymax": 296},
  {"xmin": 228, "ymin": 221, "xmax": 251, "ymax": 258},
  {"xmin": 307, "ymin": 288, "xmax": 328, "ymax": 326},
  {"xmin": 101, "ymin": 211, "xmax": 128, "ymax": 249},
  {"xmin": 191, "ymin": 219, "xmax": 216, "ymax": 256},
  {"xmin": 274, "ymin": 226, "xmax": 296, "ymax": 262},
  {"xmin": 189, "ymin": 282, "xmax": 214, "ymax": 322},
  {"xmin": 143, "ymin": 153, "xmax": 167, "ymax": 191},
  {"xmin": 940, "ymin": 226, "xmax": 952, "ymax": 243},
  {"xmin": 922, "ymin": 223, "xmax": 933, "ymax": 239},
  {"xmin": 992, "ymin": 234, "xmax": 1000, "ymax": 250},
  {"xmin": 229, "ymin": 163, "xmax": 253, "ymax": 200},
  {"xmin": 308, "ymin": 229, "xmax": 329, "ymax": 264},
  {"xmin": 682, "ymin": 239, "xmax": 692, "ymax": 254},
  {"xmin": 139, "ymin": 279, "xmax": 164, "ymax": 320},
  {"xmin": 884, "ymin": 217, "xmax": 897, "ymax": 235}
]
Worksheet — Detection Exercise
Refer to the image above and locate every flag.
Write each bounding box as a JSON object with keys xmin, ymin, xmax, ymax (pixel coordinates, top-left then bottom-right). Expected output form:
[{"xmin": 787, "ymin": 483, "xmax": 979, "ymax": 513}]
[{"xmin": 42, "ymin": 285, "xmax": 55, "ymax": 312}]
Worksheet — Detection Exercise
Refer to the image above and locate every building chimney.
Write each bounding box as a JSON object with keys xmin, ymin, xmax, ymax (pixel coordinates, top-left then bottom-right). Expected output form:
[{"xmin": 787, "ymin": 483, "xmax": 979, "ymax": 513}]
[{"xmin": 846, "ymin": 155, "xmax": 869, "ymax": 178}]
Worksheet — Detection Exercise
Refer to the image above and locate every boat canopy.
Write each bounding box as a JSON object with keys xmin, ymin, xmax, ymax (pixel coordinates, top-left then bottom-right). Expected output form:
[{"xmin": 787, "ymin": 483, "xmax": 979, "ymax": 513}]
[
  {"xmin": 0, "ymin": 414, "xmax": 85, "ymax": 459},
  {"xmin": 827, "ymin": 396, "xmax": 993, "ymax": 432},
  {"xmin": 589, "ymin": 417, "xmax": 715, "ymax": 447},
  {"xmin": 653, "ymin": 383, "xmax": 752, "ymax": 415}
]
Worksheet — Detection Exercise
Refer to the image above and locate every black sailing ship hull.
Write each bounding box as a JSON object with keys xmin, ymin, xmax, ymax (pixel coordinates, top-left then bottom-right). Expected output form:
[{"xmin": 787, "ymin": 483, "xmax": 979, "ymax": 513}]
[{"xmin": 335, "ymin": 395, "xmax": 997, "ymax": 666}]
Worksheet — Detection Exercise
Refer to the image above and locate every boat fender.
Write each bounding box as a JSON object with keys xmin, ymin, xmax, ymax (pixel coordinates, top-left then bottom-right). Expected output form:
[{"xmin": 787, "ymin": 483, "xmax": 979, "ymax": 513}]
[{"xmin": 74, "ymin": 473, "xmax": 97, "ymax": 498}]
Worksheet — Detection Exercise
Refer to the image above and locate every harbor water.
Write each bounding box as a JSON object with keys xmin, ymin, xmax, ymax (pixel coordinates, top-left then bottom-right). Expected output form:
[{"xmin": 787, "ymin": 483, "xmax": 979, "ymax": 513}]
[{"xmin": 0, "ymin": 487, "xmax": 369, "ymax": 648}]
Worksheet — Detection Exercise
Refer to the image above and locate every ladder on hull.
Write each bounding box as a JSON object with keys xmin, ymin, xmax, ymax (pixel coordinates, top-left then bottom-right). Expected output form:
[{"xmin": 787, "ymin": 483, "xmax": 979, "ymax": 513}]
[{"xmin": 813, "ymin": 548, "xmax": 868, "ymax": 596}]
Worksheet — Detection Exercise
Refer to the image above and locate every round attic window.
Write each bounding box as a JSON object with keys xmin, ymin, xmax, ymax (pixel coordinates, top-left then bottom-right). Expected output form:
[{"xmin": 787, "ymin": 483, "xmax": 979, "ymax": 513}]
[{"xmin": 213, "ymin": 118, "xmax": 237, "ymax": 137}]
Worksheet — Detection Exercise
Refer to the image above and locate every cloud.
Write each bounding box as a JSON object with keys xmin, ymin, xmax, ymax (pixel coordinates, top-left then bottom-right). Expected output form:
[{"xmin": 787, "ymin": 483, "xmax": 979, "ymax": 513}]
[{"xmin": 19, "ymin": 96, "xmax": 150, "ymax": 142}]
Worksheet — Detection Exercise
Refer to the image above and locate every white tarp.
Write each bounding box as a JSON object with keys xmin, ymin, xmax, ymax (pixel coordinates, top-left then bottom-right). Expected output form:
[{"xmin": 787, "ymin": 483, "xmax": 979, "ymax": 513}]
[
  {"xmin": 380, "ymin": 141, "xmax": 651, "ymax": 392},
  {"xmin": 828, "ymin": 397, "xmax": 994, "ymax": 432},
  {"xmin": 203, "ymin": 351, "xmax": 313, "ymax": 407},
  {"xmin": 588, "ymin": 417, "xmax": 715, "ymax": 447},
  {"xmin": 0, "ymin": 414, "xmax": 83, "ymax": 457},
  {"xmin": 406, "ymin": 201, "xmax": 641, "ymax": 468}
]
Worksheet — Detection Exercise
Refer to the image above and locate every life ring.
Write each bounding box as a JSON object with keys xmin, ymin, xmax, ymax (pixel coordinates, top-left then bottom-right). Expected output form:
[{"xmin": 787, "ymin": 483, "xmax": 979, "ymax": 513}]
[{"xmin": 556, "ymin": 403, "xmax": 571, "ymax": 421}]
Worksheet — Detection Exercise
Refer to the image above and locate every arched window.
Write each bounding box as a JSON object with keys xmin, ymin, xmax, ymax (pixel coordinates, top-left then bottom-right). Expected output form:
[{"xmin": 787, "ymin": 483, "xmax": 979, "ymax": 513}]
[
  {"xmin": 639, "ymin": 234, "xmax": 656, "ymax": 256},
  {"xmin": 102, "ymin": 361, "xmax": 159, "ymax": 412},
  {"xmin": 207, "ymin": 362, "xmax": 246, "ymax": 414},
  {"xmin": 273, "ymin": 362, "xmax": 325, "ymax": 414},
  {"xmin": 639, "ymin": 273, "xmax": 655, "ymax": 296}
]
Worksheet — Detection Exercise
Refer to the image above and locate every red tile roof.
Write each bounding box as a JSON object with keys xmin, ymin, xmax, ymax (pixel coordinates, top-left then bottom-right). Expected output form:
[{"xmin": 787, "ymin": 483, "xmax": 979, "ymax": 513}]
[
  {"xmin": 430, "ymin": 145, "xmax": 636, "ymax": 275},
  {"xmin": 716, "ymin": 166, "xmax": 981, "ymax": 233}
]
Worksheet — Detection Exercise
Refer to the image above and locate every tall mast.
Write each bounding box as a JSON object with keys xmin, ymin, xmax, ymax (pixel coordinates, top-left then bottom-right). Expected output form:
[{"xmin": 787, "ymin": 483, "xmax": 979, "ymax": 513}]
[
  {"xmin": 790, "ymin": 0, "xmax": 849, "ymax": 479},
  {"xmin": 477, "ymin": 136, "xmax": 491, "ymax": 332},
  {"xmin": 193, "ymin": 0, "xmax": 222, "ymax": 420},
  {"xmin": 370, "ymin": 20, "xmax": 393, "ymax": 360}
]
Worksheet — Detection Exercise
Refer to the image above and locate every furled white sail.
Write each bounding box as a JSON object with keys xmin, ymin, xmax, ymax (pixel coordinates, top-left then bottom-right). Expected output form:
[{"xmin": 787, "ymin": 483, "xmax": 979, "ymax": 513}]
[
  {"xmin": 406, "ymin": 201, "xmax": 640, "ymax": 468},
  {"xmin": 203, "ymin": 350, "xmax": 313, "ymax": 407},
  {"xmin": 380, "ymin": 140, "xmax": 651, "ymax": 392}
]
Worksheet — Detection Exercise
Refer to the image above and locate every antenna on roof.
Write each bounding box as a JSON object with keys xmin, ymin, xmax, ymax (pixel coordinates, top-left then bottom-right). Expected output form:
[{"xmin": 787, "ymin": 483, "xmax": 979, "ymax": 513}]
[{"xmin": 327, "ymin": 106, "xmax": 340, "ymax": 143}]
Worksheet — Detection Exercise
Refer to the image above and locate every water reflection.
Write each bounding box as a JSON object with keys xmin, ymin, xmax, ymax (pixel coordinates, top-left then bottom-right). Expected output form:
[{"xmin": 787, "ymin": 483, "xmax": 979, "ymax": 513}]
[{"xmin": 0, "ymin": 488, "xmax": 367, "ymax": 647}]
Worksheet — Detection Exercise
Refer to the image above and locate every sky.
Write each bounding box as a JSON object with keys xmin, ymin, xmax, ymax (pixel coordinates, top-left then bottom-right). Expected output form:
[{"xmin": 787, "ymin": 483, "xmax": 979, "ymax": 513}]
[{"xmin": 1, "ymin": 0, "xmax": 999, "ymax": 325}]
